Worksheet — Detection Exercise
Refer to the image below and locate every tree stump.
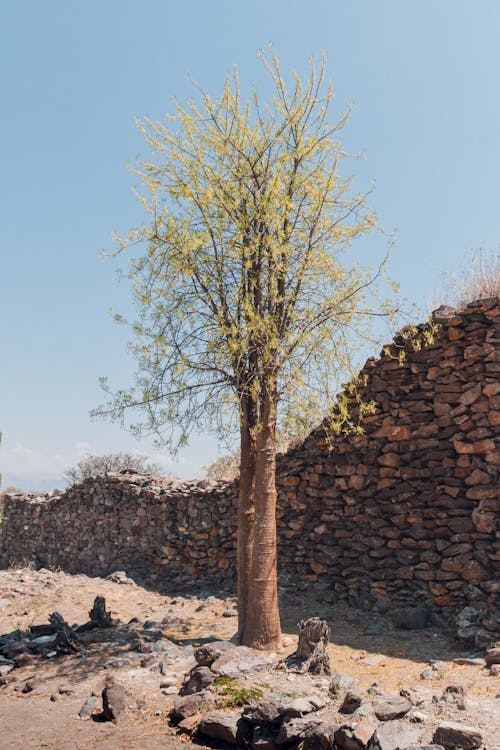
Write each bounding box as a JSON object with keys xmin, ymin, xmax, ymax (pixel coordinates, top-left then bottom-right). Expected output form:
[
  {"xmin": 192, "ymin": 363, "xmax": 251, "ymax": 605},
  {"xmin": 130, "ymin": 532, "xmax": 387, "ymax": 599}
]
[
  {"xmin": 48, "ymin": 612, "xmax": 80, "ymax": 654},
  {"xmin": 88, "ymin": 596, "xmax": 113, "ymax": 628},
  {"xmin": 283, "ymin": 617, "xmax": 331, "ymax": 675}
]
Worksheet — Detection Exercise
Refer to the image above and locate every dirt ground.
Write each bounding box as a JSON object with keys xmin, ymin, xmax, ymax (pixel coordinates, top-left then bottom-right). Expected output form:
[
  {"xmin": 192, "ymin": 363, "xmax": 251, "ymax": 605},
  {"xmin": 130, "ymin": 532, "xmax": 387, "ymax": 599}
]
[{"xmin": 0, "ymin": 567, "xmax": 498, "ymax": 749}]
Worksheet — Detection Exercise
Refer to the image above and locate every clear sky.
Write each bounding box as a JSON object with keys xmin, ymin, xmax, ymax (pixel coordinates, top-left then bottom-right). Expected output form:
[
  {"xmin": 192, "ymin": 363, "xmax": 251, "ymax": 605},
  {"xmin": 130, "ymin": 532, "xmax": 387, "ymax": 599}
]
[{"xmin": 1, "ymin": 1, "xmax": 499, "ymax": 491}]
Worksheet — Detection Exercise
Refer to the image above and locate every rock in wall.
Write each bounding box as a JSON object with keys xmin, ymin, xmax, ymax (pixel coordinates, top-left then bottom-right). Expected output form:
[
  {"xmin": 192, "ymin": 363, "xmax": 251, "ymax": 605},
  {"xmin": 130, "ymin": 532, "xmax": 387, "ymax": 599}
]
[{"xmin": 1, "ymin": 297, "xmax": 498, "ymax": 624}]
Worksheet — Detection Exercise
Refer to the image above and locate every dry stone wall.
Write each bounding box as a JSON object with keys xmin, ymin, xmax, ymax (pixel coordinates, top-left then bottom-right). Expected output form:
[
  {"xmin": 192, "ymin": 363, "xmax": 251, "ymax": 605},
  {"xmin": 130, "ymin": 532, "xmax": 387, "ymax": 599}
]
[
  {"xmin": 0, "ymin": 476, "xmax": 238, "ymax": 588},
  {"xmin": 1, "ymin": 296, "xmax": 498, "ymax": 623}
]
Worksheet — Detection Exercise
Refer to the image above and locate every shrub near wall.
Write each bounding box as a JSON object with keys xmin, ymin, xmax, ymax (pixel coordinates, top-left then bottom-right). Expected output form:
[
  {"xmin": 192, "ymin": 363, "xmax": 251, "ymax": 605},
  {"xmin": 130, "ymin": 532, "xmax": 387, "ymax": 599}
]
[{"xmin": 1, "ymin": 297, "xmax": 498, "ymax": 625}]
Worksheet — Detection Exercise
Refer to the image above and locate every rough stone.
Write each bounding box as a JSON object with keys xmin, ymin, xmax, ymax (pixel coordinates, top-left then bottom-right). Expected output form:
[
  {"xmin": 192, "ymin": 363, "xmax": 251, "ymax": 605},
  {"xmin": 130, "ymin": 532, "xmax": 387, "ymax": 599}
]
[
  {"xmin": 372, "ymin": 696, "xmax": 411, "ymax": 721},
  {"xmin": 180, "ymin": 665, "xmax": 215, "ymax": 695},
  {"xmin": 432, "ymin": 721, "xmax": 483, "ymax": 749},
  {"xmin": 102, "ymin": 677, "xmax": 127, "ymax": 722},
  {"xmin": 368, "ymin": 720, "xmax": 423, "ymax": 750},
  {"xmin": 211, "ymin": 646, "xmax": 274, "ymax": 678},
  {"xmin": 198, "ymin": 710, "xmax": 252, "ymax": 745},
  {"xmin": 171, "ymin": 690, "xmax": 218, "ymax": 722}
]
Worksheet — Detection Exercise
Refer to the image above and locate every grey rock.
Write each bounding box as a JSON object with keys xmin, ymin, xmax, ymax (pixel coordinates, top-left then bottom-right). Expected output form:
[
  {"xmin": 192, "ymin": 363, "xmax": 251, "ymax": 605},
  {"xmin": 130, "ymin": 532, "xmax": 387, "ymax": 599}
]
[
  {"xmin": 432, "ymin": 721, "xmax": 483, "ymax": 749},
  {"xmin": 329, "ymin": 672, "xmax": 359, "ymax": 697},
  {"xmin": 276, "ymin": 717, "xmax": 323, "ymax": 745},
  {"xmin": 0, "ymin": 663, "xmax": 14, "ymax": 677},
  {"xmin": 373, "ymin": 696, "xmax": 411, "ymax": 721},
  {"xmin": 171, "ymin": 689, "xmax": 218, "ymax": 721},
  {"xmin": 419, "ymin": 668, "xmax": 434, "ymax": 680},
  {"xmin": 340, "ymin": 691, "xmax": 363, "ymax": 714},
  {"xmin": 246, "ymin": 693, "xmax": 325, "ymax": 725},
  {"xmin": 335, "ymin": 717, "xmax": 378, "ymax": 749},
  {"xmin": 278, "ymin": 694, "xmax": 326, "ymax": 719},
  {"xmin": 359, "ymin": 654, "xmax": 387, "ymax": 667},
  {"xmin": 78, "ymin": 695, "xmax": 98, "ymax": 720},
  {"xmin": 195, "ymin": 640, "xmax": 235, "ymax": 666},
  {"xmin": 245, "ymin": 694, "xmax": 283, "ymax": 724},
  {"xmin": 102, "ymin": 677, "xmax": 127, "ymax": 722},
  {"xmin": 198, "ymin": 710, "xmax": 252, "ymax": 745},
  {"xmin": 408, "ymin": 709, "xmax": 430, "ymax": 723},
  {"xmin": 180, "ymin": 665, "xmax": 215, "ymax": 695},
  {"xmin": 368, "ymin": 720, "xmax": 422, "ymax": 750},
  {"xmin": 211, "ymin": 646, "xmax": 274, "ymax": 678}
]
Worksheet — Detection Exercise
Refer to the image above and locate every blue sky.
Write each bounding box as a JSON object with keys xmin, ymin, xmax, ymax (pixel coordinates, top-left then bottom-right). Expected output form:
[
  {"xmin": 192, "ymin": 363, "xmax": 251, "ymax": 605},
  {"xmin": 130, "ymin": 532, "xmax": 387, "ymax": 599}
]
[{"xmin": 1, "ymin": 1, "xmax": 499, "ymax": 491}]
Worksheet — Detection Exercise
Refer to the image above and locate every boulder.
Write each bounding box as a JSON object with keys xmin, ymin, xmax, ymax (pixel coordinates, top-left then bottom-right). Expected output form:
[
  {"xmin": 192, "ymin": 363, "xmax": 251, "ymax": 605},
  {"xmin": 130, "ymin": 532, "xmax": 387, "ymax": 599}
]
[
  {"xmin": 171, "ymin": 690, "xmax": 218, "ymax": 722},
  {"xmin": 276, "ymin": 717, "xmax": 324, "ymax": 745},
  {"xmin": 245, "ymin": 692, "xmax": 326, "ymax": 725},
  {"xmin": 340, "ymin": 691, "xmax": 364, "ymax": 714},
  {"xmin": 78, "ymin": 695, "xmax": 98, "ymax": 720},
  {"xmin": 195, "ymin": 640, "xmax": 235, "ymax": 666},
  {"xmin": 277, "ymin": 694, "xmax": 326, "ymax": 719},
  {"xmin": 335, "ymin": 717, "xmax": 378, "ymax": 748},
  {"xmin": 102, "ymin": 677, "xmax": 127, "ymax": 722},
  {"xmin": 301, "ymin": 723, "xmax": 338, "ymax": 750},
  {"xmin": 329, "ymin": 672, "xmax": 360, "ymax": 697},
  {"xmin": 211, "ymin": 646, "xmax": 274, "ymax": 678},
  {"xmin": 368, "ymin": 720, "xmax": 422, "ymax": 750},
  {"xmin": 180, "ymin": 665, "xmax": 215, "ymax": 695},
  {"xmin": 198, "ymin": 710, "xmax": 252, "ymax": 745},
  {"xmin": 373, "ymin": 696, "xmax": 411, "ymax": 721},
  {"xmin": 432, "ymin": 721, "xmax": 483, "ymax": 749}
]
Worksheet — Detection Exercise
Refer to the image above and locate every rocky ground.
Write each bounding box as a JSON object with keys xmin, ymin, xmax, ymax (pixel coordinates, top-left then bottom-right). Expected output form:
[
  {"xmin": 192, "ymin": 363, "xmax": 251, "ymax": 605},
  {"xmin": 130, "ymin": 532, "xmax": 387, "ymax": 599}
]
[{"xmin": 0, "ymin": 568, "xmax": 498, "ymax": 749}]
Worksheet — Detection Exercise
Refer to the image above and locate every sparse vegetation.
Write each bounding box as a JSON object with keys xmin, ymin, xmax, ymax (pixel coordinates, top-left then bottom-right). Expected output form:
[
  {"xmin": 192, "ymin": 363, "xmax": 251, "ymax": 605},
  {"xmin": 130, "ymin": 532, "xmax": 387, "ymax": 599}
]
[
  {"xmin": 214, "ymin": 676, "xmax": 267, "ymax": 707},
  {"xmin": 64, "ymin": 452, "xmax": 162, "ymax": 484},
  {"xmin": 433, "ymin": 247, "xmax": 500, "ymax": 312}
]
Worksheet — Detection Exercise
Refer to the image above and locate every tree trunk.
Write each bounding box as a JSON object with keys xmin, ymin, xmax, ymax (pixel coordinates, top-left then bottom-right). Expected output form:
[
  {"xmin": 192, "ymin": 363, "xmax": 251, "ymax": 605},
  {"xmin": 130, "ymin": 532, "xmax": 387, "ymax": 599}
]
[
  {"xmin": 237, "ymin": 398, "xmax": 256, "ymax": 640},
  {"xmin": 243, "ymin": 392, "xmax": 282, "ymax": 650}
]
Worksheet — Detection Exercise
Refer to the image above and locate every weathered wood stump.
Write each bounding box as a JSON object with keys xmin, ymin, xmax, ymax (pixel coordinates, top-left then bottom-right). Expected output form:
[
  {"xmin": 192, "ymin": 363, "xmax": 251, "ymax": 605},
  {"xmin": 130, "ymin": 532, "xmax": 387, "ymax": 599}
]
[
  {"xmin": 88, "ymin": 596, "xmax": 113, "ymax": 628},
  {"xmin": 282, "ymin": 617, "xmax": 331, "ymax": 675},
  {"xmin": 48, "ymin": 612, "xmax": 80, "ymax": 654}
]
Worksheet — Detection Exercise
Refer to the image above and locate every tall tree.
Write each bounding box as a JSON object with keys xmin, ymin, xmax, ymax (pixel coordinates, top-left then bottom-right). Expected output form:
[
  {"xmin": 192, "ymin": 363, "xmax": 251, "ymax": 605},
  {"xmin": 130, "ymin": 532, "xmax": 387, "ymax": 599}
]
[{"xmin": 96, "ymin": 52, "xmax": 396, "ymax": 649}]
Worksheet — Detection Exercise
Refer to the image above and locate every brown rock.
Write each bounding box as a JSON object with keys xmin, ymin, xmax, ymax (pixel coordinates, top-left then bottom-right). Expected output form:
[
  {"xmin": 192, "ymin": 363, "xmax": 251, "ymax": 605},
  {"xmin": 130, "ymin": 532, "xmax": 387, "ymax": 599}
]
[
  {"xmin": 102, "ymin": 677, "xmax": 126, "ymax": 723},
  {"xmin": 432, "ymin": 721, "xmax": 482, "ymax": 749}
]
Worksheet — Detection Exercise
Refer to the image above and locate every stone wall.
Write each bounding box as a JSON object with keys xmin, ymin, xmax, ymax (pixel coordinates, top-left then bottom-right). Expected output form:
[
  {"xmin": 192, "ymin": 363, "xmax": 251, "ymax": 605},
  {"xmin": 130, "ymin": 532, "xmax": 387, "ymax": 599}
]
[
  {"xmin": 1, "ymin": 296, "xmax": 498, "ymax": 623},
  {"xmin": 0, "ymin": 475, "xmax": 238, "ymax": 588}
]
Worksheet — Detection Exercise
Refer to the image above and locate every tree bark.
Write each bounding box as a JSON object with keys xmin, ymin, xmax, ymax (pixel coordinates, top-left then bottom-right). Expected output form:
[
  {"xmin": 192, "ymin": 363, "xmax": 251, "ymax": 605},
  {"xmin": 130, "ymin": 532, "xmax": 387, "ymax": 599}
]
[
  {"xmin": 243, "ymin": 391, "xmax": 282, "ymax": 650},
  {"xmin": 237, "ymin": 397, "xmax": 256, "ymax": 640}
]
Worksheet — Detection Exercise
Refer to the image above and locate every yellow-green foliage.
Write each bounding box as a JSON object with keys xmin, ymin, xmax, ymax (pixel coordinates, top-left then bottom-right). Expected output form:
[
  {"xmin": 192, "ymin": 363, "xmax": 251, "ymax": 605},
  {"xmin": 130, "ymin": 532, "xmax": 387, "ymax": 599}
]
[
  {"xmin": 214, "ymin": 676, "xmax": 267, "ymax": 707},
  {"xmin": 95, "ymin": 50, "xmax": 397, "ymax": 449}
]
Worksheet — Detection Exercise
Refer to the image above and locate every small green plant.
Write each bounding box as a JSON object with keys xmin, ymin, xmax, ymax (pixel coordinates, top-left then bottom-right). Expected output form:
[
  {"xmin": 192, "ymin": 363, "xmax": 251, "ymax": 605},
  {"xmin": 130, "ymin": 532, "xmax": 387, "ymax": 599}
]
[{"xmin": 214, "ymin": 676, "xmax": 267, "ymax": 708}]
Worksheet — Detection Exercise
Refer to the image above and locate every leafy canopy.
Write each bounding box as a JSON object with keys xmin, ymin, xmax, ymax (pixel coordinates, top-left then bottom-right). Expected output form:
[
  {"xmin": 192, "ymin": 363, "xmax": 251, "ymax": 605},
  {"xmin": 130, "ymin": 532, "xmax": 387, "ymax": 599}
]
[{"xmin": 96, "ymin": 52, "xmax": 396, "ymax": 447}]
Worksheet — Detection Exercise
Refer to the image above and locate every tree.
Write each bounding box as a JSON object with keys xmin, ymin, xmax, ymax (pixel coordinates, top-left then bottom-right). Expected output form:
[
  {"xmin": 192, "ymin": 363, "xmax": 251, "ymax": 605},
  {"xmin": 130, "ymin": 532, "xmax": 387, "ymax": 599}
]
[
  {"xmin": 64, "ymin": 452, "xmax": 161, "ymax": 484},
  {"xmin": 95, "ymin": 52, "xmax": 396, "ymax": 649}
]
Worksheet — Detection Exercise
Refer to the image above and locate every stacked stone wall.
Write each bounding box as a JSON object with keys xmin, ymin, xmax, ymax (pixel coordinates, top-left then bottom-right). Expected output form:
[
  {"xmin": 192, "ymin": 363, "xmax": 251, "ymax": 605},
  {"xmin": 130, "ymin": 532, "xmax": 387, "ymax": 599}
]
[{"xmin": 1, "ymin": 296, "xmax": 498, "ymax": 621}]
